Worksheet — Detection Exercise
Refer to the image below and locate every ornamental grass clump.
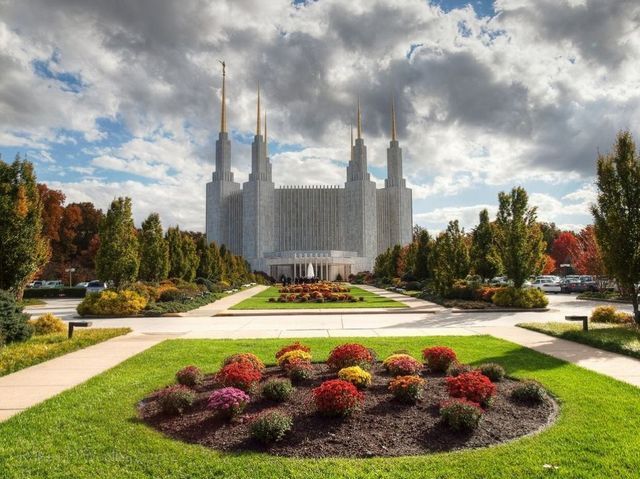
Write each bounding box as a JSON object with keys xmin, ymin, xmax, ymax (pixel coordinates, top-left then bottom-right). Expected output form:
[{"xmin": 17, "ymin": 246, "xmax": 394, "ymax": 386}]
[
  {"xmin": 440, "ymin": 398, "xmax": 484, "ymax": 431},
  {"xmin": 422, "ymin": 346, "xmax": 457, "ymax": 373},
  {"xmin": 250, "ymin": 410, "xmax": 293, "ymax": 444},
  {"xmin": 385, "ymin": 356, "xmax": 423, "ymax": 376},
  {"xmin": 478, "ymin": 363, "xmax": 505, "ymax": 382},
  {"xmin": 157, "ymin": 385, "xmax": 196, "ymax": 415},
  {"xmin": 216, "ymin": 362, "xmax": 262, "ymax": 392},
  {"xmin": 284, "ymin": 358, "xmax": 313, "ymax": 383},
  {"xmin": 446, "ymin": 371, "xmax": 496, "ymax": 407},
  {"xmin": 312, "ymin": 379, "xmax": 364, "ymax": 416},
  {"xmin": 29, "ymin": 313, "xmax": 65, "ymax": 335},
  {"xmin": 326, "ymin": 343, "xmax": 374, "ymax": 371},
  {"xmin": 176, "ymin": 365, "xmax": 204, "ymax": 387},
  {"xmin": 388, "ymin": 375, "xmax": 426, "ymax": 403},
  {"xmin": 511, "ymin": 380, "xmax": 547, "ymax": 405},
  {"xmin": 222, "ymin": 352, "xmax": 265, "ymax": 371},
  {"xmin": 338, "ymin": 366, "xmax": 372, "ymax": 389},
  {"xmin": 208, "ymin": 387, "xmax": 250, "ymax": 419},
  {"xmin": 262, "ymin": 378, "xmax": 294, "ymax": 402},
  {"xmin": 277, "ymin": 349, "xmax": 312, "ymax": 369}
]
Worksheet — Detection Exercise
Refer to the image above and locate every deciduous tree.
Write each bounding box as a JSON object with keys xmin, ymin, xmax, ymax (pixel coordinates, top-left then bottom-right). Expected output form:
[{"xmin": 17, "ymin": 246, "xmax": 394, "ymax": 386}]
[
  {"xmin": 470, "ymin": 209, "xmax": 502, "ymax": 281},
  {"xmin": 138, "ymin": 213, "xmax": 169, "ymax": 282},
  {"xmin": 550, "ymin": 231, "xmax": 579, "ymax": 267},
  {"xmin": 431, "ymin": 220, "xmax": 470, "ymax": 295}
]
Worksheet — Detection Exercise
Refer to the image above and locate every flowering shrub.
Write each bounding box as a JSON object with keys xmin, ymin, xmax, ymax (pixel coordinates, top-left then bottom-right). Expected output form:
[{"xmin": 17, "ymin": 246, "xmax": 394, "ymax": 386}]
[
  {"xmin": 262, "ymin": 378, "xmax": 294, "ymax": 402},
  {"xmin": 446, "ymin": 371, "xmax": 496, "ymax": 406},
  {"xmin": 207, "ymin": 387, "xmax": 250, "ymax": 418},
  {"xmin": 277, "ymin": 349, "xmax": 312, "ymax": 368},
  {"xmin": 382, "ymin": 353, "xmax": 414, "ymax": 370},
  {"xmin": 223, "ymin": 352, "xmax": 265, "ymax": 371},
  {"xmin": 590, "ymin": 305, "xmax": 633, "ymax": 324},
  {"xmin": 446, "ymin": 362, "xmax": 475, "ymax": 377},
  {"xmin": 277, "ymin": 283, "xmax": 354, "ymax": 303},
  {"xmin": 77, "ymin": 290, "xmax": 148, "ymax": 316},
  {"xmin": 338, "ymin": 366, "xmax": 372, "ymax": 389},
  {"xmin": 492, "ymin": 287, "xmax": 548, "ymax": 308},
  {"xmin": 250, "ymin": 410, "xmax": 293, "ymax": 444},
  {"xmin": 385, "ymin": 356, "xmax": 423, "ymax": 376},
  {"xmin": 284, "ymin": 358, "xmax": 313, "ymax": 383},
  {"xmin": 422, "ymin": 346, "xmax": 458, "ymax": 373},
  {"xmin": 176, "ymin": 365, "xmax": 203, "ymax": 387},
  {"xmin": 216, "ymin": 362, "xmax": 262, "ymax": 392},
  {"xmin": 440, "ymin": 398, "xmax": 484, "ymax": 431},
  {"xmin": 478, "ymin": 363, "xmax": 505, "ymax": 382},
  {"xmin": 157, "ymin": 385, "xmax": 196, "ymax": 415},
  {"xmin": 29, "ymin": 313, "xmax": 65, "ymax": 335},
  {"xmin": 312, "ymin": 379, "xmax": 364, "ymax": 416},
  {"xmin": 511, "ymin": 380, "xmax": 547, "ymax": 404},
  {"xmin": 473, "ymin": 286, "xmax": 502, "ymax": 302},
  {"xmin": 275, "ymin": 342, "xmax": 311, "ymax": 360},
  {"xmin": 388, "ymin": 375, "xmax": 426, "ymax": 403},
  {"xmin": 326, "ymin": 343, "xmax": 374, "ymax": 371}
]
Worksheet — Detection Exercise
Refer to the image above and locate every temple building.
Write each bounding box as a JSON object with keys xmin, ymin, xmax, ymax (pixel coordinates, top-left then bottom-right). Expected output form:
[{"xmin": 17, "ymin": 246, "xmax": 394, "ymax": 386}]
[{"xmin": 205, "ymin": 64, "xmax": 412, "ymax": 279}]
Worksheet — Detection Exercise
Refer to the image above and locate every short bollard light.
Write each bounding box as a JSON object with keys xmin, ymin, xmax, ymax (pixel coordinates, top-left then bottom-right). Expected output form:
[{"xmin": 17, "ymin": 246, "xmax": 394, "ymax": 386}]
[
  {"xmin": 565, "ymin": 315, "xmax": 588, "ymax": 332},
  {"xmin": 68, "ymin": 321, "xmax": 93, "ymax": 339}
]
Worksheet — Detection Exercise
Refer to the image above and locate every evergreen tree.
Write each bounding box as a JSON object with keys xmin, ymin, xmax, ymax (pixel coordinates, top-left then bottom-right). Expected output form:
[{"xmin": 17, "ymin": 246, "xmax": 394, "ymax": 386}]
[
  {"xmin": 592, "ymin": 131, "xmax": 640, "ymax": 323},
  {"xmin": 166, "ymin": 227, "xmax": 185, "ymax": 279},
  {"xmin": 208, "ymin": 241, "xmax": 224, "ymax": 282},
  {"xmin": 373, "ymin": 248, "xmax": 392, "ymax": 279},
  {"xmin": 0, "ymin": 156, "xmax": 50, "ymax": 299},
  {"xmin": 0, "ymin": 290, "xmax": 33, "ymax": 344},
  {"xmin": 95, "ymin": 197, "xmax": 139, "ymax": 288},
  {"xmin": 431, "ymin": 220, "xmax": 470, "ymax": 295},
  {"xmin": 181, "ymin": 233, "xmax": 198, "ymax": 282},
  {"xmin": 494, "ymin": 187, "xmax": 546, "ymax": 288},
  {"xmin": 389, "ymin": 244, "xmax": 404, "ymax": 278},
  {"xmin": 470, "ymin": 209, "xmax": 502, "ymax": 281},
  {"xmin": 138, "ymin": 213, "xmax": 169, "ymax": 282},
  {"xmin": 412, "ymin": 227, "xmax": 432, "ymax": 280},
  {"xmin": 195, "ymin": 235, "xmax": 212, "ymax": 279}
]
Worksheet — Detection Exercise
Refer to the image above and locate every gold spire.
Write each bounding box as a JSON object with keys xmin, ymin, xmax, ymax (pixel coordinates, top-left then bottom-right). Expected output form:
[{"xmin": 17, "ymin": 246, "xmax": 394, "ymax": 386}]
[
  {"xmin": 219, "ymin": 60, "xmax": 227, "ymax": 133},
  {"xmin": 391, "ymin": 96, "xmax": 397, "ymax": 141},
  {"xmin": 264, "ymin": 110, "xmax": 268, "ymax": 157},
  {"xmin": 256, "ymin": 82, "xmax": 261, "ymax": 136},
  {"xmin": 356, "ymin": 97, "xmax": 362, "ymax": 139}
]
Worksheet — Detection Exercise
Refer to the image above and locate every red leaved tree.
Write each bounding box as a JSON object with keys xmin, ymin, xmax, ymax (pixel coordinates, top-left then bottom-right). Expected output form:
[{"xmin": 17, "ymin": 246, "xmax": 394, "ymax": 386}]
[
  {"xmin": 573, "ymin": 225, "xmax": 605, "ymax": 276},
  {"xmin": 550, "ymin": 231, "xmax": 579, "ymax": 267},
  {"xmin": 542, "ymin": 254, "xmax": 557, "ymax": 274}
]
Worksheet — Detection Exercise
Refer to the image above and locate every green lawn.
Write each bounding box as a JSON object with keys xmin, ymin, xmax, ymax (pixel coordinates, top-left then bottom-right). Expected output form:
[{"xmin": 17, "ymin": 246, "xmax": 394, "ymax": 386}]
[
  {"xmin": 230, "ymin": 286, "xmax": 406, "ymax": 309},
  {"xmin": 0, "ymin": 328, "xmax": 131, "ymax": 376},
  {"xmin": 1, "ymin": 336, "xmax": 639, "ymax": 478},
  {"xmin": 519, "ymin": 322, "xmax": 640, "ymax": 359}
]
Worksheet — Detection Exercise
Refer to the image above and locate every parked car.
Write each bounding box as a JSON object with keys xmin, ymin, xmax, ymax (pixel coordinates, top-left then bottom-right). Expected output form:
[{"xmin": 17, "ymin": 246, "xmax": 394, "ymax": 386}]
[
  {"xmin": 490, "ymin": 276, "xmax": 510, "ymax": 286},
  {"xmin": 86, "ymin": 280, "xmax": 107, "ymax": 294},
  {"xmin": 31, "ymin": 280, "xmax": 45, "ymax": 288},
  {"xmin": 528, "ymin": 278, "xmax": 561, "ymax": 293},
  {"xmin": 561, "ymin": 276, "xmax": 598, "ymax": 293},
  {"xmin": 44, "ymin": 280, "xmax": 63, "ymax": 288},
  {"xmin": 75, "ymin": 282, "xmax": 90, "ymax": 288}
]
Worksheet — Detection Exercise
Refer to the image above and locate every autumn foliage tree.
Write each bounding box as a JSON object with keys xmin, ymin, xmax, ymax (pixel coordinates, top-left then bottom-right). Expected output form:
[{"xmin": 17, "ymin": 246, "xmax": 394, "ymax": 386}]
[
  {"xmin": 572, "ymin": 225, "xmax": 604, "ymax": 276},
  {"xmin": 550, "ymin": 231, "xmax": 579, "ymax": 268}
]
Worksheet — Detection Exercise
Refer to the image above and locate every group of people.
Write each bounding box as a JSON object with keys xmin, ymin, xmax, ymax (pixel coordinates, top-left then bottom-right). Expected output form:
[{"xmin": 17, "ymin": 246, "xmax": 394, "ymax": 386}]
[{"xmin": 279, "ymin": 275, "xmax": 320, "ymax": 286}]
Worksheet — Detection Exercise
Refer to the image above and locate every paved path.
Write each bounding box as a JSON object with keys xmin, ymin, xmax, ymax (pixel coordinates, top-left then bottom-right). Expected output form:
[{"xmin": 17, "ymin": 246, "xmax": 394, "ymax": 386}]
[
  {"xmin": 357, "ymin": 284, "xmax": 445, "ymax": 311},
  {"xmin": 179, "ymin": 285, "xmax": 269, "ymax": 317},
  {"xmin": 0, "ymin": 333, "xmax": 174, "ymax": 421}
]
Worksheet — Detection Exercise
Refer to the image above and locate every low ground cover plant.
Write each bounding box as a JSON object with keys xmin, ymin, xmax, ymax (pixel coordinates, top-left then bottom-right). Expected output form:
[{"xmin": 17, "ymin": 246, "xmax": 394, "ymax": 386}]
[
  {"xmin": 250, "ymin": 410, "xmax": 293, "ymax": 444},
  {"xmin": 312, "ymin": 379, "xmax": 364, "ymax": 416},
  {"xmin": 388, "ymin": 375, "xmax": 426, "ymax": 403},
  {"xmin": 477, "ymin": 363, "xmax": 505, "ymax": 382},
  {"xmin": 176, "ymin": 365, "xmax": 203, "ymax": 387},
  {"xmin": 157, "ymin": 385, "xmax": 196, "ymax": 415},
  {"xmin": 327, "ymin": 343, "xmax": 374, "ymax": 370},
  {"xmin": 262, "ymin": 378, "xmax": 294, "ymax": 402},
  {"xmin": 423, "ymin": 346, "xmax": 457, "ymax": 372},
  {"xmin": 208, "ymin": 387, "xmax": 250, "ymax": 418},
  {"xmin": 446, "ymin": 371, "xmax": 496, "ymax": 406},
  {"xmin": 337, "ymin": 366, "xmax": 372, "ymax": 388},
  {"xmin": 439, "ymin": 398, "xmax": 484, "ymax": 431}
]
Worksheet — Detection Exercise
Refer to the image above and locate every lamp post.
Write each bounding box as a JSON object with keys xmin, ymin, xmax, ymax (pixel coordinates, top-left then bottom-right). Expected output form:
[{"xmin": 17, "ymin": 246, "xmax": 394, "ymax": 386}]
[{"xmin": 65, "ymin": 268, "xmax": 76, "ymax": 287}]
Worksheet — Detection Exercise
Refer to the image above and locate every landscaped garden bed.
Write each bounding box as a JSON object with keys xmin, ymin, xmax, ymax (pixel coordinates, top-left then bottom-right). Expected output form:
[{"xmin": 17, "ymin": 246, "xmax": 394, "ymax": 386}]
[{"xmin": 138, "ymin": 343, "xmax": 556, "ymax": 458}]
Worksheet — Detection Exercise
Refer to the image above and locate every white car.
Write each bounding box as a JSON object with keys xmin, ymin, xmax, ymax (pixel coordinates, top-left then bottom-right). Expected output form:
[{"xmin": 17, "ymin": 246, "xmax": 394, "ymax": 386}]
[
  {"xmin": 529, "ymin": 278, "xmax": 561, "ymax": 293},
  {"xmin": 86, "ymin": 280, "xmax": 107, "ymax": 294}
]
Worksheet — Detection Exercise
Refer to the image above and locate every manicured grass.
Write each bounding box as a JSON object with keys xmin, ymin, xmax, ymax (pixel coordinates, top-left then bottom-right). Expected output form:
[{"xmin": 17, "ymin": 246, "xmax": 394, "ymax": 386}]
[
  {"xmin": 19, "ymin": 298, "xmax": 46, "ymax": 307},
  {"xmin": 230, "ymin": 286, "xmax": 406, "ymax": 309},
  {"xmin": 0, "ymin": 328, "xmax": 131, "ymax": 376},
  {"xmin": 519, "ymin": 322, "xmax": 640, "ymax": 359},
  {"xmin": 1, "ymin": 336, "xmax": 639, "ymax": 478}
]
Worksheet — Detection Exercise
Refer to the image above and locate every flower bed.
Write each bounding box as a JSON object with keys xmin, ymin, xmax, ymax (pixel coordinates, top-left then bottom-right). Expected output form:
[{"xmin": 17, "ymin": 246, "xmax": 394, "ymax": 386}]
[{"xmin": 276, "ymin": 282, "xmax": 356, "ymax": 303}]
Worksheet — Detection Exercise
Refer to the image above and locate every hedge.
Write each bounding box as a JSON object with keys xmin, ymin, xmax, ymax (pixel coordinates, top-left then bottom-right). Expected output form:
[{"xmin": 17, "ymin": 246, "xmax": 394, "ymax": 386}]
[{"xmin": 23, "ymin": 287, "xmax": 86, "ymax": 299}]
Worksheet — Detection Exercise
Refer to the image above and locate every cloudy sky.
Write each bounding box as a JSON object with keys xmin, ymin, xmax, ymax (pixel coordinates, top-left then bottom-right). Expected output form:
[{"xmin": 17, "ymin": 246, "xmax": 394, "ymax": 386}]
[{"xmin": 1, "ymin": 0, "xmax": 639, "ymax": 232}]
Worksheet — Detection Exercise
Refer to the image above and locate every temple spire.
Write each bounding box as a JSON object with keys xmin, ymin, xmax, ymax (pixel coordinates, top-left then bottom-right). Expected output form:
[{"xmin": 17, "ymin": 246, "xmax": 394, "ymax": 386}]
[
  {"xmin": 350, "ymin": 122, "xmax": 354, "ymax": 161},
  {"xmin": 256, "ymin": 82, "xmax": 261, "ymax": 136},
  {"xmin": 391, "ymin": 96, "xmax": 397, "ymax": 141},
  {"xmin": 219, "ymin": 60, "xmax": 227, "ymax": 133},
  {"xmin": 356, "ymin": 97, "xmax": 362, "ymax": 139},
  {"xmin": 264, "ymin": 110, "xmax": 268, "ymax": 157}
]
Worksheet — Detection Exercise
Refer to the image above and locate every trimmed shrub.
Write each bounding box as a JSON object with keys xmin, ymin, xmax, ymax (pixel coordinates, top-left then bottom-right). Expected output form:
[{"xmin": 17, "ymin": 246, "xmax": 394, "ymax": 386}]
[
  {"xmin": 250, "ymin": 410, "xmax": 293, "ymax": 444},
  {"xmin": 440, "ymin": 398, "xmax": 483, "ymax": 431},
  {"xmin": 478, "ymin": 363, "xmax": 505, "ymax": 382},
  {"xmin": 326, "ymin": 343, "xmax": 374, "ymax": 371},
  {"xmin": 338, "ymin": 366, "xmax": 372, "ymax": 389},
  {"xmin": 511, "ymin": 380, "xmax": 547, "ymax": 404},
  {"xmin": 590, "ymin": 305, "xmax": 633, "ymax": 324},
  {"xmin": 216, "ymin": 362, "xmax": 262, "ymax": 392},
  {"xmin": 77, "ymin": 290, "xmax": 147, "ymax": 316},
  {"xmin": 473, "ymin": 286, "xmax": 502, "ymax": 302},
  {"xmin": 157, "ymin": 385, "xmax": 196, "ymax": 415},
  {"xmin": 382, "ymin": 353, "xmax": 415, "ymax": 369},
  {"xmin": 446, "ymin": 371, "xmax": 496, "ymax": 407},
  {"xmin": 446, "ymin": 362, "xmax": 475, "ymax": 377},
  {"xmin": 385, "ymin": 356, "xmax": 423, "ymax": 376},
  {"xmin": 262, "ymin": 378, "xmax": 294, "ymax": 402},
  {"xmin": 285, "ymin": 358, "xmax": 313, "ymax": 383},
  {"xmin": 492, "ymin": 287, "xmax": 548, "ymax": 309},
  {"xmin": 176, "ymin": 365, "xmax": 203, "ymax": 387},
  {"xmin": 388, "ymin": 375, "xmax": 426, "ymax": 403},
  {"xmin": 23, "ymin": 287, "xmax": 86, "ymax": 299},
  {"xmin": 223, "ymin": 352, "xmax": 265, "ymax": 371},
  {"xmin": 207, "ymin": 387, "xmax": 250, "ymax": 418},
  {"xmin": 422, "ymin": 346, "xmax": 457, "ymax": 373},
  {"xmin": 277, "ymin": 349, "xmax": 312, "ymax": 369},
  {"xmin": 29, "ymin": 313, "xmax": 65, "ymax": 335},
  {"xmin": 312, "ymin": 379, "xmax": 364, "ymax": 416},
  {"xmin": 0, "ymin": 290, "xmax": 33, "ymax": 345},
  {"xmin": 158, "ymin": 287, "xmax": 184, "ymax": 302}
]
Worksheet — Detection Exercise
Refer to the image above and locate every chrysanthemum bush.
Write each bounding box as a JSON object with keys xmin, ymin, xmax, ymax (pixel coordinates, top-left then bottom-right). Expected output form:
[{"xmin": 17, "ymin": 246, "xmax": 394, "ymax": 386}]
[
  {"xmin": 326, "ymin": 343, "xmax": 374, "ymax": 371},
  {"xmin": 157, "ymin": 385, "xmax": 196, "ymax": 415},
  {"xmin": 478, "ymin": 363, "xmax": 505, "ymax": 382},
  {"xmin": 384, "ymin": 355, "xmax": 423, "ymax": 376},
  {"xmin": 422, "ymin": 346, "xmax": 457, "ymax": 373},
  {"xmin": 284, "ymin": 358, "xmax": 313, "ymax": 383},
  {"xmin": 511, "ymin": 380, "xmax": 547, "ymax": 404},
  {"xmin": 337, "ymin": 366, "xmax": 372, "ymax": 389},
  {"xmin": 223, "ymin": 352, "xmax": 265, "ymax": 371},
  {"xmin": 382, "ymin": 353, "xmax": 413, "ymax": 370},
  {"xmin": 446, "ymin": 371, "xmax": 496, "ymax": 407},
  {"xmin": 388, "ymin": 375, "xmax": 426, "ymax": 403},
  {"xmin": 439, "ymin": 398, "xmax": 484, "ymax": 431},
  {"xmin": 312, "ymin": 379, "xmax": 364, "ymax": 416},
  {"xmin": 176, "ymin": 365, "xmax": 203, "ymax": 387},
  {"xmin": 208, "ymin": 387, "xmax": 250, "ymax": 418},
  {"xmin": 446, "ymin": 362, "xmax": 475, "ymax": 377},
  {"xmin": 262, "ymin": 378, "xmax": 294, "ymax": 402},
  {"xmin": 216, "ymin": 362, "xmax": 262, "ymax": 392},
  {"xmin": 250, "ymin": 410, "xmax": 293, "ymax": 444},
  {"xmin": 275, "ymin": 342, "xmax": 311, "ymax": 360},
  {"xmin": 277, "ymin": 349, "xmax": 312, "ymax": 368}
]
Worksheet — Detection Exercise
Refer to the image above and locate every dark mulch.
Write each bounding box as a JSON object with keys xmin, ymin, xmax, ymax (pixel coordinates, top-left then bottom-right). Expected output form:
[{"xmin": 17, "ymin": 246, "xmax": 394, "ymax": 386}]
[{"xmin": 138, "ymin": 364, "xmax": 558, "ymax": 458}]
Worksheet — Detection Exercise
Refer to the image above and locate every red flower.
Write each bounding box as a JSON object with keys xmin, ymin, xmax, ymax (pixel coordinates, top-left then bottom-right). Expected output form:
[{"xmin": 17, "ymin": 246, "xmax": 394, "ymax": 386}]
[
  {"xmin": 327, "ymin": 343, "xmax": 374, "ymax": 371},
  {"xmin": 446, "ymin": 371, "xmax": 496, "ymax": 406},
  {"xmin": 422, "ymin": 346, "xmax": 457, "ymax": 372},
  {"xmin": 216, "ymin": 362, "xmax": 262, "ymax": 392},
  {"xmin": 312, "ymin": 379, "xmax": 364, "ymax": 416},
  {"xmin": 275, "ymin": 342, "xmax": 311, "ymax": 360}
]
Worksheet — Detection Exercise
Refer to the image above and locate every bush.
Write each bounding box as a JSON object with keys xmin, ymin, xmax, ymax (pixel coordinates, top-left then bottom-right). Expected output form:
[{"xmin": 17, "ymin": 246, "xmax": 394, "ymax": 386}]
[
  {"xmin": 312, "ymin": 379, "xmax": 364, "ymax": 416},
  {"xmin": 223, "ymin": 353, "xmax": 265, "ymax": 371},
  {"xmin": 492, "ymin": 287, "xmax": 548, "ymax": 308},
  {"xmin": 478, "ymin": 363, "xmax": 505, "ymax": 382},
  {"xmin": 382, "ymin": 353, "xmax": 414, "ymax": 370},
  {"xmin": 446, "ymin": 371, "xmax": 496, "ymax": 407},
  {"xmin": 176, "ymin": 365, "xmax": 203, "ymax": 387},
  {"xmin": 277, "ymin": 349, "xmax": 312, "ymax": 369},
  {"xmin": 590, "ymin": 305, "xmax": 633, "ymax": 324},
  {"xmin": 158, "ymin": 287, "xmax": 185, "ymax": 302},
  {"xmin": 422, "ymin": 346, "xmax": 457, "ymax": 373},
  {"xmin": 326, "ymin": 343, "xmax": 374, "ymax": 371},
  {"xmin": 388, "ymin": 375, "xmax": 426, "ymax": 403},
  {"xmin": 511, "ymin": 380, "xmax": 547, "ymax": 404},
  {"xmin": 262, "ymin": 379, "xmax": 294, "ymax": 402},
  {"xmin": 385, "ymin": 356, "xmax": 423, "ymax": 376},
  {"xmin": 22, "ymin": 287, "xmax": 86, "ymax": 299},
  {"xmin": 142, "ymin": 292, "xmax": 219, "ymax": 316},
  {"xmin": 446, "ymin": 362, "xmax": 475, "ymax": 377},
  {"xmin": 216, "ymin": 362, "xmax": 262, "ymax": 392},
  {"xmin": 207, "ymin": 387, "xmax": 250, "ymax": 418},
  {"xmin": 338, "ymin": 366, "xmax": 372, "ymax": 389},
  {"xmin": 157, "ymin": 385, "xmax": 196, "ymax": 415},
  {"xmin": 0, "ymin": 290, "xmax": 33, "ymax": 345},
  {"xmin": 29, "ymin": 313, "xmax": 65, "ymax": 335},
  {"xmin": 439, "ymin": 398, "xmax": 484, "ymax": 431},
  {"xmin": 285, "ymin": 358, "xmax": 313, "ymax": 383},
  {"xmin": 77, "ymin": 290, "xmax": 147, "ymax": 316},
  {"xmin": 250, "ymin": 410, "xmax": 293, "ymax": 444},
  {"xmin": 448, "ymin": 281, "xmax": 475, "ymax": 300},
  {"xmin": 473, "ymin": 286, "xmax": 501, "ymax": 302}
]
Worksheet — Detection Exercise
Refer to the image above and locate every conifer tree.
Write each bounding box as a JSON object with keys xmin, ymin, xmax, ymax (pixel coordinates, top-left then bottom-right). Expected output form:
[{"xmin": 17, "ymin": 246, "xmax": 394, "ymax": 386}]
[
  {"xmin": 431, "ymin": 220, "xmax": 470, "ymax": 295},
  {"xmin": 166, "ymin": 226, "xmax": 185, "ymax": 279},
  {"xmin": 95, "ymin": 197, "xmax": 139, "ymax": 288},
  {"xmin": 195, "ymin": 235, "xmax": 212, "ymax": 279},
  {"xmin": 470, "ymin": 209, "xmax": 502, "ymax": 281},
  {"xmin": 181, "ymin": 233, "xmax": 198, "ymax": 282},
  {"xmin": 412, "ymin": 227, "xmax": 432, "ymax": 280},
  {"xmin": 138, "ymin": 213, "xmax": 169, "ymax": 282},
  {"xmin": 208, "ymin": 241, "xmax": 223, "ymax": 282}
]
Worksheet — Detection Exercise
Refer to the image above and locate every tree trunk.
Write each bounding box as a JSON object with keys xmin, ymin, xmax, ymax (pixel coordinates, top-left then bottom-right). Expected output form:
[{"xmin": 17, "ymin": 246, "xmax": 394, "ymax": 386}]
[{"xmin": 632, "ymin": 285, "xmax": 640, "ymax": 326}]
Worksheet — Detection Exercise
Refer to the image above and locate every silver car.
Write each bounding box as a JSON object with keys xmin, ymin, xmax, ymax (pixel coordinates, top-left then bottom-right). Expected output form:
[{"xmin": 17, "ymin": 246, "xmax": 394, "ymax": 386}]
[{"xmin": 86, "ymin": 280, "xmax": 107, "ymax": 294}]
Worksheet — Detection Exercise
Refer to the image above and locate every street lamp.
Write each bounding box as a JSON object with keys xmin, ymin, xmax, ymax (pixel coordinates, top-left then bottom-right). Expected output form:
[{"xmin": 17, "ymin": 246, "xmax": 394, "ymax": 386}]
[{"xmin": 65, "ymin": 268, "xmax": 76, "ymax": 287}]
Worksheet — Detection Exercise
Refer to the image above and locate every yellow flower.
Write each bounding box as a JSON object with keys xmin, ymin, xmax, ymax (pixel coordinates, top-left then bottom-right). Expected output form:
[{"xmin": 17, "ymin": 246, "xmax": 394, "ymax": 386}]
[
  {"xmin": 338, "ymin": 366, "xmax": 372, "ymax": 388},
  {"xmin": 277, "ymin": 349, "xmax": 312, "ymax": 368},
  {"xmin": 382, "ymin": 353, "xmax": 417, "ymax": 370}
]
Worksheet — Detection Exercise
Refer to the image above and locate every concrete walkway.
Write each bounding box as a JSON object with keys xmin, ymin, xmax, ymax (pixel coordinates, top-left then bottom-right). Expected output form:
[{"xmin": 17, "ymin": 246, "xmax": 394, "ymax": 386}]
[
  {"xmin": 0, "ymin": 333, "xmax": 174, "ymax": 421},
  {"xmin": 179, "ymin": 285, "xmax": 269, "ymax": 317},
  {"xmin": 357, "ymin": 284, "xmax": 445, "ymax": 311}
]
